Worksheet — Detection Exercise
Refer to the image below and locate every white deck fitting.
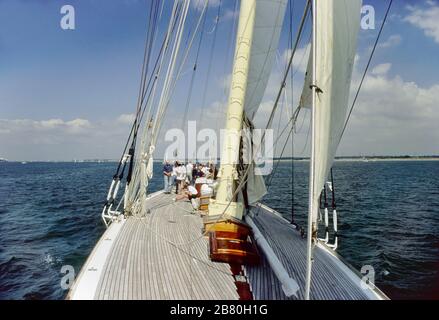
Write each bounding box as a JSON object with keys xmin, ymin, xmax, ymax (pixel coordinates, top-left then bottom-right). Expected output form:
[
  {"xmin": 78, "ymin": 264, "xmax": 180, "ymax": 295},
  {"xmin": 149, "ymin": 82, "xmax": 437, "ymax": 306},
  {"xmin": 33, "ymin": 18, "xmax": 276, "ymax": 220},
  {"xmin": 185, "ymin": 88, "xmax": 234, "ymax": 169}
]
[{"xmin": 69, "ymin": 193, "xmax": 388, "ymax": 300}]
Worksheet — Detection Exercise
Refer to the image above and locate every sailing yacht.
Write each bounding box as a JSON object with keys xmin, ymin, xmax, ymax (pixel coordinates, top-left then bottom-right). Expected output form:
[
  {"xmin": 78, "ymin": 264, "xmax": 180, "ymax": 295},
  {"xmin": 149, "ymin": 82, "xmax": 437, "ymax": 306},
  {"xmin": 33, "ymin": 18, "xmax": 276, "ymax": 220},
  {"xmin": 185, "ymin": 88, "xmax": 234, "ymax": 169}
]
[{"xmin": 68, "ymin": 0, "xmax": 388, "ymax": 300}]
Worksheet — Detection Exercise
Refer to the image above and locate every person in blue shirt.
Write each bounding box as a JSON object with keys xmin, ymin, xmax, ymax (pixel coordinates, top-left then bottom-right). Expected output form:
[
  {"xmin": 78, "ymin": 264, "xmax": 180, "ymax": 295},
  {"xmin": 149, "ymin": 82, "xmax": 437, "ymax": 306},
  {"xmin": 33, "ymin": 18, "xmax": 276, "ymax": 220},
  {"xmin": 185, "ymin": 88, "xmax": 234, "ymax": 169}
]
[{"xmin": 163, "ymin": 161, "xmax": 173, "ymax": 194}]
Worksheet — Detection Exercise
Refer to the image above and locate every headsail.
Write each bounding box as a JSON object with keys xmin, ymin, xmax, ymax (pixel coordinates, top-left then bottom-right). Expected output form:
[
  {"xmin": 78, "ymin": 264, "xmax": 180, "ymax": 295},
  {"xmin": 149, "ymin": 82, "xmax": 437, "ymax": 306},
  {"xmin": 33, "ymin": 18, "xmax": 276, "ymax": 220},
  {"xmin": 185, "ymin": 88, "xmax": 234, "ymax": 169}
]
[{"xmin": 304, "ymin": 0, "xmax": 362, "ymax": 224}]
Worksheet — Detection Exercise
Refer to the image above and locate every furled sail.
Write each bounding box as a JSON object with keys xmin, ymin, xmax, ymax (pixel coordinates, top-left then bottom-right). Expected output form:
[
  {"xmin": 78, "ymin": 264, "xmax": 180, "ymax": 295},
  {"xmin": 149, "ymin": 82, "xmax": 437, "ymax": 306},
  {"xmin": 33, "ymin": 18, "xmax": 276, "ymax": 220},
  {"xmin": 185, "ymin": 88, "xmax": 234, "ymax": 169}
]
[
  {"xmin": 301, "ymin": 0, "xmax": 362, "ymax": 223},
  {"xmin": 241, "ymin": 0, "xmax": 288, "ymax": 204}
]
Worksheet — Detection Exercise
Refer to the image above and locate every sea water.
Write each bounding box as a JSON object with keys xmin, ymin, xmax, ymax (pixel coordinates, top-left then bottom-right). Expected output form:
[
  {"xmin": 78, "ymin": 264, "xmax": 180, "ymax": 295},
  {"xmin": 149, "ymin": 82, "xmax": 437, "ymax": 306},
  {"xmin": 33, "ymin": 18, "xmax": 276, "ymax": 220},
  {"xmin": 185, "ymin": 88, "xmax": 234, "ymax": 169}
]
[{"xmin": 0, "ymin": 160, "xmax": 438, "ymax": 299}]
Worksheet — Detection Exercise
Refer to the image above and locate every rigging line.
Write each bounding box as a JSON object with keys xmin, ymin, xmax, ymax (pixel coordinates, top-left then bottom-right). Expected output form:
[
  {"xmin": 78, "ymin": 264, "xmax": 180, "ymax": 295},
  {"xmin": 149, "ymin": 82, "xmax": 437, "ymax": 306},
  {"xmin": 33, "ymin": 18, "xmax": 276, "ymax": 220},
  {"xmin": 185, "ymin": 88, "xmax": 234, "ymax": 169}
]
[
  {"xmin": 273, "ymin": 76, "xmax": 287, "ymax": 157},
  {"xmin": 138, "ymin": 0, "xmax": 184, "ymax": 137},
  {"xmin": 198, "ymin": 0, "xmax": 222, "ymax": 126},
  {"xmin": 289, "ymin": 0, "xmax": 296, "ymax": 225},
  {"xmin": 137, "ymin": 0, "xmax": 169, "ymax": 129},
  {"xmin": 215, "ymin": 0, "xmax": 239, "ymax": 137},
  {"xmin": 339, "ymin": 0, "xmax": 393, "ymax": 142},
  {"xmin": 151, "ymin": 0, "xmax": 211, "ymax": 147},
  {"xmin": 141, "ymin": 0, "xmax": 184, "ymax": 147},
  {"xmin": 159, "ymin": 0, "xmax": 165, "ymax": 19},
  {"xmin": 142, "ymin": 0, "xmax": 161, "ymax": 96},
  {"xmin": 136, "ymin": 1, "xmax": 153, "ymax": 108},
  {"xmin": 133, "ymin": 0, "xmax": 160, "ymax": 146},
  {"xmin": 265, "ymin": 118, "xmax": 295, "ymax": 188},
  {"xmin": 206, "ymin": 2, "xmax": 220, "ymax": 34},
  {"xmin": 245, "ymin": 2, "xmax": 288, "ymax": 119},
  {"xmin": 116, "ymin": 2, "xmax": 186, "ymax": 209},
  {"xmin": 181, "ymin": 0, "xmax": 209, "ymax": 133},
  {"xmin": 142, "ymin": 2, "xmax": 161, "ymax": 100},
  {"xmin": 113, "ymin": 1, "xmax": 181, "ymax": 178},
  {"xmin": 257, "ymin": 0, "xmax": 310, "ymax": 149},
  {"xmin": 130, "ymin": 1, "xmax": 201, "ymax": 192},
  {"xmin": 114, "ymin": 8, "xmax": 157, "ymax": 178}
]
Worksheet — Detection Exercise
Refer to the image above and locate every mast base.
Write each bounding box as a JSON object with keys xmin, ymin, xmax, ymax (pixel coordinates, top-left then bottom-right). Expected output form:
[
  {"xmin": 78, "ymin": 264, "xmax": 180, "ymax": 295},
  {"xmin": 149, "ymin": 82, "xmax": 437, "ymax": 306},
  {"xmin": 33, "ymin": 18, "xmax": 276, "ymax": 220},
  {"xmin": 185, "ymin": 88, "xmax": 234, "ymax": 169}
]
[
  {"xmin": 204, "ymin": 216, "xmax": 260, "ymax": 266},
  {"xmin": 208, "ymin": 230, "xmax": 260, "ymax": 266}
]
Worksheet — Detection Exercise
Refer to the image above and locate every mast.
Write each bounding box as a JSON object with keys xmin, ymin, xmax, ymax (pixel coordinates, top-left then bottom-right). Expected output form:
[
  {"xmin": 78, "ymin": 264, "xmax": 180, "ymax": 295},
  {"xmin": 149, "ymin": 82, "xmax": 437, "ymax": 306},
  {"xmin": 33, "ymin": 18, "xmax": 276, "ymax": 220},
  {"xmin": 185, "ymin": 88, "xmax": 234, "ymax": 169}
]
[
  {"xmin": 208, "ymin": 0, "xmax": 257, "ymax": 221},
  {"xmin": 305, "ymin": 0, "xmax": 317, "ymax": 301}
]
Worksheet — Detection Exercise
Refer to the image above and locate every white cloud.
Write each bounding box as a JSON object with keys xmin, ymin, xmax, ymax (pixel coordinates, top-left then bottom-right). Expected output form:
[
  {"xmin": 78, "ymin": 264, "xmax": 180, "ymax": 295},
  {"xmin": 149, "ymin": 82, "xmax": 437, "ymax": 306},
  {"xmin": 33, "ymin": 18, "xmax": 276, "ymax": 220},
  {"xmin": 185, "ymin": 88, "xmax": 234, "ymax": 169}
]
[
  {"xmin": 117, "ymin": 113, "xmax": 135, "ymax": 124},
  {"xmin": 378, "ymin": 34, "xmax": 402, "ymax": 48},
  {"xmin": 404, "ymin": 2, "xmax": 439, "ymax": 44},
  {"xmin": 371, "ymin": 63, "xmax": 392, "ymax": 76},
  {"xmin": 192, "ymin": 0, "xmax": 220, "ymax": 11},
  {"xmin": 282, "ymin": 44, "xmax": 311, "ymax": 74},
  {"xmin": 340, "ymin": 62, "xmax": 439, "ymax": 155},
  {"xmin": 0, "ymin": 116, "xmax": 129, "ymax": 160},
  {"xmin": 0, "ymin": 118, "xmax": 91, "ymax": 134}
]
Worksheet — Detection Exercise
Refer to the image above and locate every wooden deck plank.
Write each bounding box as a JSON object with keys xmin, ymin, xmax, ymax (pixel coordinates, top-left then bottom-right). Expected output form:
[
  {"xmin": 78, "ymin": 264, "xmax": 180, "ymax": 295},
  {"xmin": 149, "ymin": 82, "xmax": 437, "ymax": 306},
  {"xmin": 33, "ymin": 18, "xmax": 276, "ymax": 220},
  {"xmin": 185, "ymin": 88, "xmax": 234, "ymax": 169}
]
[
  {"xmin": 245, "ymin": 205, "xmax": 372, "ymax": 300},
  {"xmin": 91, "ymin": 193, "xmax": 379, "ymax": 300}
]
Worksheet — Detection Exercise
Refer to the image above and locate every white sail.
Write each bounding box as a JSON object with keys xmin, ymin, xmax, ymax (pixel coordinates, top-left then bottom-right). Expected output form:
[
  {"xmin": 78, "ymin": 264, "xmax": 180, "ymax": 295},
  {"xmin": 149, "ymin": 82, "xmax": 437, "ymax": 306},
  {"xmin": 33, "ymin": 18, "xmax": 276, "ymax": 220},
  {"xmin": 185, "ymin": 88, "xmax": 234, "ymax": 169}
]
[
  {"xmin": 299, "ymin": 49, "xmax": 312, "ymax": 109},
  {"xmin": 241, "ymin": 0, "xmax": 288, "ymax": 205},
  {"xmin": 305, "ymin": 0, "xmax": 362, "ymax": 223},
  {"xmin": 243, "ymin": 0, "xmax": 288, "ymax": 121}
]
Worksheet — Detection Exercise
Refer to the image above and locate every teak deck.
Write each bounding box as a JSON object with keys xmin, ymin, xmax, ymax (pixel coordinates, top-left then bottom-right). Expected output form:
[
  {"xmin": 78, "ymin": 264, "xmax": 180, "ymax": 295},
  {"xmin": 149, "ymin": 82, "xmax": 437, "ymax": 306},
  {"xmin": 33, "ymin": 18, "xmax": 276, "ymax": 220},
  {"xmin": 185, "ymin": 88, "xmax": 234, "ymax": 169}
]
[{"xmin": 69, "ymin": 192, "xmax": 387, "ymax": 300}]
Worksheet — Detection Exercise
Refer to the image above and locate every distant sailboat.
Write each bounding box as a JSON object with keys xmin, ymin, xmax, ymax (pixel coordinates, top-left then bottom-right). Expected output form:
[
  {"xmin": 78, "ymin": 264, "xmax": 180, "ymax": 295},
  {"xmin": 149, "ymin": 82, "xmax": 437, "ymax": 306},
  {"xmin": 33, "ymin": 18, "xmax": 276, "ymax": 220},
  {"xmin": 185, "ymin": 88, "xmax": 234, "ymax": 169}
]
[{"xmin": 69, "ymin": 0, "xmax": 388, "ymax": 300}]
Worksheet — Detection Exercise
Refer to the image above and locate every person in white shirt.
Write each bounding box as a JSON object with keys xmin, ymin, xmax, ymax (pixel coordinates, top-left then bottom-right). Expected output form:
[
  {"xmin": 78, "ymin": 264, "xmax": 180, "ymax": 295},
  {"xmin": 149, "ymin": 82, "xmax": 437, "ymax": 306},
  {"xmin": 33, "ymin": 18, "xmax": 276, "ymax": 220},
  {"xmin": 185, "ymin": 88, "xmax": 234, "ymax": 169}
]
[
  {"xmin": 186, "ymin": 161, "xmax": 193, "ymax": 185},
  {"xmin": 176, "ymin": 163, "xmax": 186, "ymax": 194},
  {"xmin": 201, "ymin": 163, "xmax": 210, "ymax": 177}
]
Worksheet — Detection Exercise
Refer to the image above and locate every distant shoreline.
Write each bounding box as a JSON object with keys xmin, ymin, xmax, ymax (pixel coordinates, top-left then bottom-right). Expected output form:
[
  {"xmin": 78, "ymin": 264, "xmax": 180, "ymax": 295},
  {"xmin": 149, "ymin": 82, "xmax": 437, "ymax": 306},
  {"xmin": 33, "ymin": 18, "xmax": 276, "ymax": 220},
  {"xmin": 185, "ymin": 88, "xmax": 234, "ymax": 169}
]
[
  {"xmin": 2, "ymin": 157, "xmax": 439, "ymax": 163},
  {"xmin": 276, "ymin": 157, "xmax": 439, "ymax": 162}
]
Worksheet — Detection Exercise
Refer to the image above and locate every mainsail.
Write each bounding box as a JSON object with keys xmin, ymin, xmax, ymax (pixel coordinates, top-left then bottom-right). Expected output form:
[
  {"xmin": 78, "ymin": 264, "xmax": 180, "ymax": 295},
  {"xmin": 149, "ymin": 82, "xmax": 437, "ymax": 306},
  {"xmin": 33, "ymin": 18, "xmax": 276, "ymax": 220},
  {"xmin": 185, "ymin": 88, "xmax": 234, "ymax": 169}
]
[
  {"xmin": 243, "ymin": 0, "xmax": 288, "ymax": 122},
  {"xmin": 240, "ymin": 0, "xmax": 288, "ymax": 205},
  {"xmin": 302, "ymin": 0, "xmax": 362, "ymax": 224}
]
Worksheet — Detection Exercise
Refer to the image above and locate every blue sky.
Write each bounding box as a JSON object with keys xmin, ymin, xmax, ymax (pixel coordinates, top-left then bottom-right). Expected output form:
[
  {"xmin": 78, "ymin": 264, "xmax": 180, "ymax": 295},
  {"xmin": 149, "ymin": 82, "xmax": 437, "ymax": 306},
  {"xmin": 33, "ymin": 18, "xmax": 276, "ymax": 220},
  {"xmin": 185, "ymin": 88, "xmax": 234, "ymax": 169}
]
[{"xmin": 0, "ymin": 0, "xmax": 438, "ymax": 160}]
